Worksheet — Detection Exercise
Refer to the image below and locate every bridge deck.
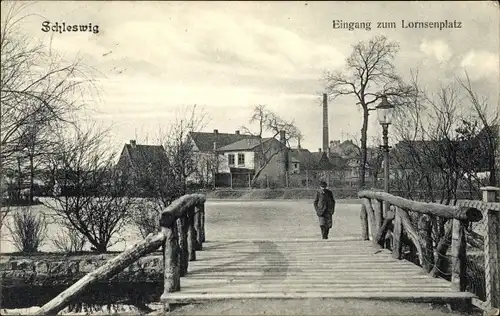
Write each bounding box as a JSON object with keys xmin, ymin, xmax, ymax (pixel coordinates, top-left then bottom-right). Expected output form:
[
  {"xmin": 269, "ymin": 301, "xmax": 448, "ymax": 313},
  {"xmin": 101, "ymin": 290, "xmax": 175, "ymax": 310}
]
[{"xmin": 164, "ymin": 238, "xmax": 475, "ymax": 303}]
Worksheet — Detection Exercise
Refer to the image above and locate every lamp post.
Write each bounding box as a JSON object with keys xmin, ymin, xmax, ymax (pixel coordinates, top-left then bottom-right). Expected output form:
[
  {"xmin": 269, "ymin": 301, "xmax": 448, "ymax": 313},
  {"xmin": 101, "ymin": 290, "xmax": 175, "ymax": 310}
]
[{"xmin": 376, "ymin": 95, "xmax": 395, "ymax": 214}]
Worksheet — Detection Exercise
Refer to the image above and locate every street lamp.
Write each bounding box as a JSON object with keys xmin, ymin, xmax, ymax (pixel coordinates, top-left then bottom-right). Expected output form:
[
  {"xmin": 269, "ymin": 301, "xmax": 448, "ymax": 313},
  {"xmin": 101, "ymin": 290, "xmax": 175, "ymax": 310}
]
[{"xmin": 376, "ymin": 95, "xmax": 395, "ymax": 213}]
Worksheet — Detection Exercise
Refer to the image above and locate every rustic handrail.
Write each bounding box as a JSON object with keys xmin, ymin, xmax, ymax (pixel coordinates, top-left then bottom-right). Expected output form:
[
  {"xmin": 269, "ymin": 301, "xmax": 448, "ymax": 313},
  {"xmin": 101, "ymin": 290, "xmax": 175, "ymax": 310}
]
[
  {"xmin": 358, "ymin": 190, "xmax": 483, "ymax": 308},
  {"xmin": 35, "ymin": 193, "xmax": 207, "ymax": 315},
  {"xmin": 159, "ymin": 193, "xmax": 206, "ymax": 311},
  {"xmin": 358, "ymin": 190, "xmax": 483, "ymax": 221}
]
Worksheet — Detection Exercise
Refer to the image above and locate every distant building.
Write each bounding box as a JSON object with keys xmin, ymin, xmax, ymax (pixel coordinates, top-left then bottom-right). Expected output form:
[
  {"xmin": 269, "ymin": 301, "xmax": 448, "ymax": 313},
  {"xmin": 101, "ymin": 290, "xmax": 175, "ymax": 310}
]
[
  {"xmin": 328, "ymin": 140, "xmax": 380, "ymax": 187},
  {"xmin": 116, "ymin": 140, "xmax": 169, "ymax": 194},
  {"xmin": 187, "ymin": 129, "xmax": 290, "ymax": 188}
]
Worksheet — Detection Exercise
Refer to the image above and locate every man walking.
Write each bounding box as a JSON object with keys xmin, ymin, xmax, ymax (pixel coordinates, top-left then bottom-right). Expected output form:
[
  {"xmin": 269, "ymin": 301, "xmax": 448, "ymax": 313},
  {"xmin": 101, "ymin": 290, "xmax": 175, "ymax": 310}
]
[{"xmin": 313, "ymin": 181, "xmax": 336, "ymax": 239}]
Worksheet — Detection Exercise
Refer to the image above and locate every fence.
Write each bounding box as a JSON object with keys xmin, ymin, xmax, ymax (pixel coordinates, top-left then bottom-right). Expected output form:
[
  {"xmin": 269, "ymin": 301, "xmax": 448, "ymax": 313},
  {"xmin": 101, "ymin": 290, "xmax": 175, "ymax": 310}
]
[
  {"xmin": 34, "ymin": 194, "xmax": 207, "ymax": 315},
  {"xmin": 214, "ymin": 170, "xmax": 372, "ymax": 189},
  {"xmin": 358, "ymin": 186, "xmax": 499, "ymax": 311}
]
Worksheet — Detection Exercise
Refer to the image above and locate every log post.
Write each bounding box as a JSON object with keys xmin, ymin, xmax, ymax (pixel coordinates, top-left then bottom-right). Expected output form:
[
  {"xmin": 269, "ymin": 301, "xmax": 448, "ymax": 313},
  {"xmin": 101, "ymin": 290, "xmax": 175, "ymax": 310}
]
[
  {"xmin": 451, "ymin": 218, "xmax": 467, "ymax": 292},
  {"xmin": 418, "ymin": 214, "xmax": 434, "ymax": 273},
  {"xmin": 379, "ymin": 199, "xmax": 385, "ymax": 219},
  {"xmin": 430, "ymin": 223, "xmax": 453, "ymax": 278},
  {"xmin": 481, "ymin": 186, "xmax": 500, "ymax": 309},
  {"xmin": 360, "ymin": 203, "xmax": 369, "ymax": 241},
  {"xmin": 392, "ymin": 207, "xmax": 403, "ymax": 259},
  {"xmin": 194, "ymin": 204, "xmax": 203, "ymax": 250},
  {"xmin": 200, "ymin": 203, "xmax": 206, "ymax": 243},
  {"xmin": 361, "ymin": 198, "xmax": 377, "ymax": 241},
  {"xmin": 375, "ymin": 208, "xmax": 395, "ymax": 248},
  {"xmin": 187, "ymin": 207, "xmax": 197, "ymax": 261},
  {"xmin": 162, "ymin": 224, "xmax": 180, "ymax": 294},
  {"xmin": 399, "ymin": 209, "xmax": 424, "ymax": 266},
  {"xmin": 177, "ymin": 217, "xmax": 189, "ymax": 277},
  {"xmin": 374, "ymin": 199, "xmax": 383, "ymax": 231}
]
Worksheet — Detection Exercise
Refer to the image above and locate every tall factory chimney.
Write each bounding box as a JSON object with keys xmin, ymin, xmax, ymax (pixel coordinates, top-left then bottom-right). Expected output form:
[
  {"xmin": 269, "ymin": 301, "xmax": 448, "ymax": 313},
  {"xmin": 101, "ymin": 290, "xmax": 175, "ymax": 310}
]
[{"xmin": 322, "ymin": 93, "xmax": 329, "ymax": 156}]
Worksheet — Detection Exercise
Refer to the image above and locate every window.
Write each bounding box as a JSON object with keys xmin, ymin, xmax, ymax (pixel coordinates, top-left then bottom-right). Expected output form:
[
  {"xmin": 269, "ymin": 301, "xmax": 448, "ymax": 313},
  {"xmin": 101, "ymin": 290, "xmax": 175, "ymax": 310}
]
[
  {"xmin": 228, "ymin": 154, "xmax": 235, "ymax": 166},
  {"xmin": 237, "ymin": 153, "xmax": 245, "ymax": 165}
]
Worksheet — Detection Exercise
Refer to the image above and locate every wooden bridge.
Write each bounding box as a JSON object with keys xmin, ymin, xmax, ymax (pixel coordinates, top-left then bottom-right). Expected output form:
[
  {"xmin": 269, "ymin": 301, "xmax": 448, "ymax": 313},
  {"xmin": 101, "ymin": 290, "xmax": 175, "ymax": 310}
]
[{"xmin": 34, "ymin": 188, "xmax": 500, "ymax": 315}]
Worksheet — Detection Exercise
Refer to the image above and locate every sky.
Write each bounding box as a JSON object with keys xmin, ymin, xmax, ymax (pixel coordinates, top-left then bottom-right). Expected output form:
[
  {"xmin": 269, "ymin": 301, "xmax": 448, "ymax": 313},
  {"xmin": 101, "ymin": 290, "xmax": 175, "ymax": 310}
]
[{"xmin": 6, "ymin": 1, "xmax": 500, "ymax": 152}]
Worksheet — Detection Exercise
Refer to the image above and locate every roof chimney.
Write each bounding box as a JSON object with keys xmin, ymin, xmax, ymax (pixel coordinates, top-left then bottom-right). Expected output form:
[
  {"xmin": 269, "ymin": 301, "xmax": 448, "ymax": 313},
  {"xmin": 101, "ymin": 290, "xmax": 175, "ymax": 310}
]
[
  {"xmin": 213, "ymin": 142, "xmax": 217, "ymax": 151},
  {"xmin": 297, "ymin": 137, "xmax": 301, "ymax": 149},
  {"xmin": 130, "ymin": 140, "xmax": 136, "ymax": 148},
  {"xmin": 279, "ymin": 130, "xmax": 286, "ymax": 144},
  {"xmin": 318, "ymin": 148, "xmax": 322, "ymax": 153},
  {"xmin": 322, "ymin": 93, "xmax": 329, "ymax": 156},
  {"xmin": 235, "ymin": 130, "xmax": 240, "ymax": 135},
  {"xmin": 213, "ymin": 129, "xmax": 218, "ymax": 134}
]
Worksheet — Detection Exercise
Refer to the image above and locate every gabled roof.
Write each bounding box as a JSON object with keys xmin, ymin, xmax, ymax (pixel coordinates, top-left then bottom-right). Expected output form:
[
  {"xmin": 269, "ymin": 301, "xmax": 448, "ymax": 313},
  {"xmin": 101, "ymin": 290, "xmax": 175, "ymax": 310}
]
[
  {"xmin": 288, "ymin": 149, "xmax": 345, "ymax": 171},
  {"xmin": 188, "ymin": 132, "xmax": 259, "ymax": 152},
  {"xmin": 123, "ymin": 144, "xmax": 168, "ymax": 169},
  {"xmin": 217, "ymin": 137, "xmax": 273, "ymax": 152}
]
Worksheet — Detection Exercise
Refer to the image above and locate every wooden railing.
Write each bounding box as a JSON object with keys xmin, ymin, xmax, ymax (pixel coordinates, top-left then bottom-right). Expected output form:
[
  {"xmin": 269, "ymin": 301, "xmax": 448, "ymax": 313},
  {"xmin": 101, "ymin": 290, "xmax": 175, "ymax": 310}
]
[
  {"xmin": 358, "ymin": 187, "xmax": 499, "ymax": 310},
  {"xmin": 35, "ymin": 193, "xmax": 206, "ymax": 315}
]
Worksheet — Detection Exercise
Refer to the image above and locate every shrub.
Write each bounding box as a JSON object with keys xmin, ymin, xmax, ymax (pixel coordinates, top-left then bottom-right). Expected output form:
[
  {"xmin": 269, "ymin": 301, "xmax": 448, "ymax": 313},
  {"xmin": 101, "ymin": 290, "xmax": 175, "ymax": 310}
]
[
  {"xmin": 132, "ymin": 199, "xmax": 162, "ymax": 239},
  {"xmin": 52, "ymin": 224, "xmax": 86, "ymax": 253},
  {"xmin": 8, "ymin": 207, "xmax": 47, "ymax": 253}
]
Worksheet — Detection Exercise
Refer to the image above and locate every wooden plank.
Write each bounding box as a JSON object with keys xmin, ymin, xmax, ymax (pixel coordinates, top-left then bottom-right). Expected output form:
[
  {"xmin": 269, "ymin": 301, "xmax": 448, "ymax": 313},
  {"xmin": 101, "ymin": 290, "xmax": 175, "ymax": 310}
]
[
  {"xmin": 188, "ymin": 262, "xmax": 420, "ymax": 268},
  {"xmin": 179, "ymin": 278, "xmax": 452, "ymax": 285},
  {"xmin": 177, "ymin": 282, "xmax": 454, "ymax": 289},
  {"xmin": 188, "ymin": 263, "xmax": 420, "ymax": 268},
  {"xmin": 198, "ymin": 249, "xmax": 393, "ymax": 254},
  {"xmin": 188, "ymin": 271, "xmax": 426, "ymax": 276},
  {"xmin": 183, "ymin": 274, "xmax": 443, "ymax": 280},
  {"xmin": 162, "ymin": 291, "xmax": 476, "ymax": 304},
  {"xmin": 177, "ymin": 288, "xmax": 457, "ymax": 294}
]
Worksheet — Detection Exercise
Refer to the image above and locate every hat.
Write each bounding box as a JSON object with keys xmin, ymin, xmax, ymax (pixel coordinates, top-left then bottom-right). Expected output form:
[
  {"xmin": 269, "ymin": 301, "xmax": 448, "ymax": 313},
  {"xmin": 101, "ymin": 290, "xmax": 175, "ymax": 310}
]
[{"xmin": 319, "ymin": 181, "xmax": 327, "ymax": 188}]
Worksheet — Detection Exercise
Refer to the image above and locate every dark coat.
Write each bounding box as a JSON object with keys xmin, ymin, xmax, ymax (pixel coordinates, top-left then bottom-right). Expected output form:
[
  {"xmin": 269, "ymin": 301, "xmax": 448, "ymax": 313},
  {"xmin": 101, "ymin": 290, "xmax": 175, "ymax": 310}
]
[{"xmin": 313, "ymin": 188, "xmax": 336, "ymax": 228}]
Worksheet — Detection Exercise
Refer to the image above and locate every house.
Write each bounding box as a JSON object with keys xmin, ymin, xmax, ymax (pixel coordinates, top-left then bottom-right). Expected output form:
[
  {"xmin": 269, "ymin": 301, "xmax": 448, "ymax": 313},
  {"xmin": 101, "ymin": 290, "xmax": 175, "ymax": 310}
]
[
  {"xmin": 186, "ymin": 129, "xmax": 260, "ymax": 185},
  {"xmin": 328, "ymin": 140, "xmax": 380, "ymax": 186},
  {"xmin": 286, "ymin": 148, "xmax": 346, "ymax": 187},
  {"xmin": 187, "ymin": 129, "xmax": 289, "ymax": 188},
  {"xmin": 116, "ymin": 140, "xmax": 169, "ymax": 194}
]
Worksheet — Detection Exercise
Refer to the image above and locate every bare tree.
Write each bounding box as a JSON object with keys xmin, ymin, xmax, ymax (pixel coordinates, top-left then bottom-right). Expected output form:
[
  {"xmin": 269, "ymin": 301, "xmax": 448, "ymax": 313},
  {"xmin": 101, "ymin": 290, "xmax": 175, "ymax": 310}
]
[
  {"xmin": 131, "ymin": 105, "xmax": 208, "ymax": 237},
  {"xmin": 241, "ymin": 104, "xmax": 300, "ymax": 186},
  {"xmin": 457, "ymin": 73, "xmax": 498, "ymax": 187},
  {"xmin": 1, "ymin": 3, "xmax": 98, "ymax": 210},
  {"xmin": 161, "ymin": 105, "xmax": 209, "ymax": 195},
  {"xmin": 323, "ymin": 35, "xmax": 415, "ymax": 189},
  {"xmin": 42, "ymin": 124, "xmax": 132, "ymax": 253},
  {"xmin": 390, "ymin": 70, "xmax": 497, "ymax": 202}
]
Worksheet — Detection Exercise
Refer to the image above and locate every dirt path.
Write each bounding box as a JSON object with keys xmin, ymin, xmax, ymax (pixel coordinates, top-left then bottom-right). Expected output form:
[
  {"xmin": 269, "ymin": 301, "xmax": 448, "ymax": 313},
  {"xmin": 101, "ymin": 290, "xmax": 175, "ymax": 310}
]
[{"xmin": 167, "ymin": 299, "xmax": 481, "ymax": 316}]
